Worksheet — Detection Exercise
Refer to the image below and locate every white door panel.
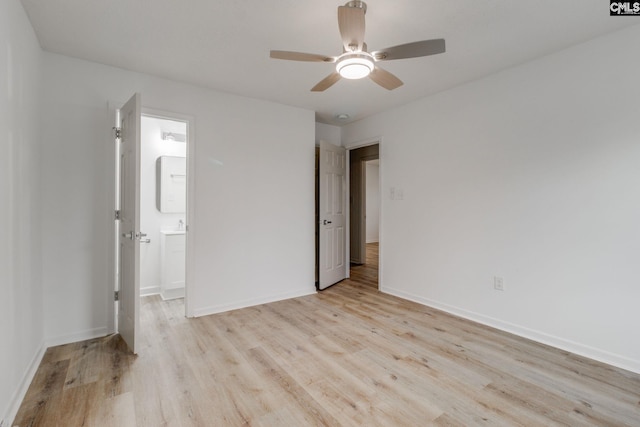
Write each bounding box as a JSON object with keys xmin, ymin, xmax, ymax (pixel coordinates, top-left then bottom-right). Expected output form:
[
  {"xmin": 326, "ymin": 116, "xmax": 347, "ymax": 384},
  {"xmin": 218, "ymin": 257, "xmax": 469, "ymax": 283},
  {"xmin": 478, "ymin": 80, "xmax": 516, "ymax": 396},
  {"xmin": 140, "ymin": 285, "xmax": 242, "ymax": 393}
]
[
  {"xmin": 118, "ymin": 93, "xmax": 141, "ymax": 353},
  {"xmin": 319, "ymin": 140, "xmax": 346, "ymax": 290}
]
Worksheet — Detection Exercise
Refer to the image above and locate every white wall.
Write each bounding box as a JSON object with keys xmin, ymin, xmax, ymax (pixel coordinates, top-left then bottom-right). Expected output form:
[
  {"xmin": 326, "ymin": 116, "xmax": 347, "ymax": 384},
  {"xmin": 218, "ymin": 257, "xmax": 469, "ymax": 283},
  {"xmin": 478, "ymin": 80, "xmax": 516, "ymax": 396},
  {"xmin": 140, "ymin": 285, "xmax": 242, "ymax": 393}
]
[
  {"xmin": 0, "ymin": 0, "xmax": 44, "ymax": 423},
  {"xmin": 140, "ymin": 116, "xmax": 186, "ymax": 295},
  {"xmin": 342, "ymin": 25, "xmax": 640, "ymax": 373},
  {"xmin": 40, "ymin": 53, "xmax": 316, "ymax": 341},
  {"xmin": 365, "ymin": 161, "xmax": 380, "ymax": 243},
  {"xmin": 315, "ymin": 122, "xmax": 341, "ymax": 146}
]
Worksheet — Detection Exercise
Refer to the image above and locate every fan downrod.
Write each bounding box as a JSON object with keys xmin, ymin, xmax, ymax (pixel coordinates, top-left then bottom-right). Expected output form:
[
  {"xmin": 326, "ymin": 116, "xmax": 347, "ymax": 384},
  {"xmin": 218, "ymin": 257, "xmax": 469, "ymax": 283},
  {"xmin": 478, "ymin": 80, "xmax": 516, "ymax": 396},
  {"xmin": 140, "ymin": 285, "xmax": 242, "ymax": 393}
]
[{"xmin": 345, "ymin": 1, "xmax": 367, "ymax": 14}]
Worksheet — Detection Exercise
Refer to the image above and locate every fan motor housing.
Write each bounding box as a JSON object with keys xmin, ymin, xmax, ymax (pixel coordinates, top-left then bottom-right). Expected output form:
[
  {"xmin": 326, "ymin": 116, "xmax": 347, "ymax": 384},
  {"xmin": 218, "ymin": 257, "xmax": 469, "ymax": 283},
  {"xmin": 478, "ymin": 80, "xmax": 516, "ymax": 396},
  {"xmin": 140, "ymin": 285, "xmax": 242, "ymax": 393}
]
[
  {"xmin": 345, "ymin": 1, "xmax": 367, "ymax": 13},
  {"xmin": 336, "ymin": 52, "xmax": 374, "ymax": 79}
]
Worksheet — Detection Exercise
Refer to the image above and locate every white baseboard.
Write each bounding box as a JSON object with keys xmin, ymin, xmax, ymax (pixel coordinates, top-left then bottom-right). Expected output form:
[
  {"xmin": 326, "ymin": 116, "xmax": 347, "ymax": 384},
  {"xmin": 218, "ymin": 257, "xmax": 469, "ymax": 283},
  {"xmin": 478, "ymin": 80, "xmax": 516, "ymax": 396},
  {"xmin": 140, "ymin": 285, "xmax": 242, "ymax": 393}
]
[
  {"xmin": 4, "ymin": 328, "xmax": 111, "ymax": 425},
  {"xmin": 191, "ymin": 288, "xmax": 317, "ymax": 318},
  {"xmin": 45, "ymin": 327, "xmax": 110, "ymax": 348},
  {"xmin": 3, "ymin": 341, "xmax": 46, "ymax": 427},
  {"xmin": 161, "ymin": 287, "xmax": 184, "ymax": 301},
  {"xmin": 140, "ymin": 285, "xmax": 160, "ymax": 296},
  {"xmin": 381, "ymin": 286, "xmax": 640, "ymax": 375}
]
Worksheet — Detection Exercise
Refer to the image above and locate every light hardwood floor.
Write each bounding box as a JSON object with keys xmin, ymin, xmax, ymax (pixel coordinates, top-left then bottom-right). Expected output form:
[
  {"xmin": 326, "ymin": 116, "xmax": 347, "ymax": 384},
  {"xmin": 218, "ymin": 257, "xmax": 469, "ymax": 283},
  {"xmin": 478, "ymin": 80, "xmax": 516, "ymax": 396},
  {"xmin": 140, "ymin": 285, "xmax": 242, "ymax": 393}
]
[
  {"xmin": 13, "ymin": 245, "xmax": 640, "ymax": 425},
  {"xmin": 349, "ymin": 242, "xmax": 379, "ymax": 289}
]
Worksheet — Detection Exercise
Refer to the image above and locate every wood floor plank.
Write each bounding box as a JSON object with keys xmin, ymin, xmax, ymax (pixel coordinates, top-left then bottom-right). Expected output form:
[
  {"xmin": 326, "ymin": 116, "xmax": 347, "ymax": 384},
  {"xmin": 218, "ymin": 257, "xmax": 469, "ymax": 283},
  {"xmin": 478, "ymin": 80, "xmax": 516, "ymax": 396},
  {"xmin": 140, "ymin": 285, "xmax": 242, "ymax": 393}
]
[
  {"xmin": 62, "ymin": 338, "xmax": 102, "ymax": 390},
  {"xmin": 90, "ymin": 391, "xmax": 137, "ymax": 427},
  {"xmin": 99, "ymin": 334, "xmax": 132, "ymax": 399},
  {"xmin": 12, "ymin": 359, "xmax": 69, "ymax": 427},
  {"xmin": 12, "ymin": 243, "xmax": 640, "ymax": 426},
  {"xmin": 247, "ymin": 346, "xmax": 342, "ymax": 426}
]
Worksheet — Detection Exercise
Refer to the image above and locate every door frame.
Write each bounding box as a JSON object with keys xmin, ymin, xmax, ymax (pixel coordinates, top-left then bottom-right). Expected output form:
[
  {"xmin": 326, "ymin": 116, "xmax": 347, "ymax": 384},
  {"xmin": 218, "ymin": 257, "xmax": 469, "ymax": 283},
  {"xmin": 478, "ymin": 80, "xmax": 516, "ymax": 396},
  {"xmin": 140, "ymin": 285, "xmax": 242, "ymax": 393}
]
[
  {"xmin": 345, "ymin": 137, "xmax": 383, "ymax": 288},
  {"xmin": 116, "ymin": 93, "xmax": 141, "ymax": 353},
  {"xmin": 142, "ymin": 108, "xmax": 196, "ymax": 317},
  {"xmin": 106, "ymin": 103, "xmax": 196, "ymax": 335},
  {"xmin": 349, "ymin": 144, "xmax": 379, "ymax": 265},
  {"xmin": 107, "ymin": 100, "xmax": 121, "ymax": 335}
]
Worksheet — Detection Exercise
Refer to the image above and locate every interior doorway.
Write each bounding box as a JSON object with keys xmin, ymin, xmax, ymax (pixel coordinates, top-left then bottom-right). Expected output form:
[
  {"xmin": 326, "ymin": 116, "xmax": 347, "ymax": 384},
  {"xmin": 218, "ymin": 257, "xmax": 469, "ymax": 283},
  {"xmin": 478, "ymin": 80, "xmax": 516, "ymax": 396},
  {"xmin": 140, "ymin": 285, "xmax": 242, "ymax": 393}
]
[
  {"xmin": 112, "ymin": 104, "xmax": 193, "ymax": 342},
  {"xmin": 314, "ymin": 140, "xmax": 381, "ymax": 291},
  {"xmin": 349, "ymin": 144, "xmax": 380, "ymax": 288},
  {"xmin": 139, "ymin": 115, "xmax": 188, "ymax": 307},
  {"xmin": 315, "ymin": 140, "xmax": 348, "ymax": 290}
]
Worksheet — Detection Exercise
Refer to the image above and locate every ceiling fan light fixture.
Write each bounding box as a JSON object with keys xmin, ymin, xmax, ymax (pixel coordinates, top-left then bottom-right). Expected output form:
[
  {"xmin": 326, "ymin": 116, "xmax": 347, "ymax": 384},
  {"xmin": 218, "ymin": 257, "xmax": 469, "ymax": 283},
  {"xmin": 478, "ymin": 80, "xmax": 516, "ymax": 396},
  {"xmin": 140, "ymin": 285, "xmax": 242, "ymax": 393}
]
[
  {"xmin": 336, "ymin": 54, "xmax": 374, "ymax": 79},
  {"xmin": 270, "ymin": 2, "xmax": 445, "ymax": 91}
]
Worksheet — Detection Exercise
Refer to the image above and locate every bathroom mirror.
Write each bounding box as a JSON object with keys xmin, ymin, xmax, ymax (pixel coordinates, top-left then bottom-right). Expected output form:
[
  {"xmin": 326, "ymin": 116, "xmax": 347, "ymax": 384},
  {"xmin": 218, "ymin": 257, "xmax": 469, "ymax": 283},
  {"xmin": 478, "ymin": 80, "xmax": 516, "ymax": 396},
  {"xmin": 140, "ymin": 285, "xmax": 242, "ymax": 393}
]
[{"xmin": 156, "ymin": 156, "xmax": 186, "ymax": 213}]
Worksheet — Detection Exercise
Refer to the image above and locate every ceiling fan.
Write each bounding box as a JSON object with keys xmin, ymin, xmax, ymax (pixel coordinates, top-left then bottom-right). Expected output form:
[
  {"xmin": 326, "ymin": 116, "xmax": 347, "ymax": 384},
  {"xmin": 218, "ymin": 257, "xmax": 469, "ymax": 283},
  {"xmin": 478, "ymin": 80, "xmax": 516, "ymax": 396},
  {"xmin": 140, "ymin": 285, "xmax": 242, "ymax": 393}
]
[{"xmin": 270, "ymin": 1, "xmax": 445, "ymax": 92}]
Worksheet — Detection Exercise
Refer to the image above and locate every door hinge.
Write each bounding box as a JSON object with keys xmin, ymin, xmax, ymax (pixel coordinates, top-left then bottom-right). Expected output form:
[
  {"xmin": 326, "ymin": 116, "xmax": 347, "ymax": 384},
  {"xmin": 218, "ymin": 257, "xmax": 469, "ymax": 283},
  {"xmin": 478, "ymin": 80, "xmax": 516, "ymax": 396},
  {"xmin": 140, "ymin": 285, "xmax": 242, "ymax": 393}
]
[
  {"xmin": 113, "ymin": 126, "xmax": 122, "ymax": 139},
  {"xmin": 114, "ymin": 210, "xmax": 120, "ymax": 220},
  {"xmin": 114, "ymin": 290, "xmax": 119, "ymax": 301}
]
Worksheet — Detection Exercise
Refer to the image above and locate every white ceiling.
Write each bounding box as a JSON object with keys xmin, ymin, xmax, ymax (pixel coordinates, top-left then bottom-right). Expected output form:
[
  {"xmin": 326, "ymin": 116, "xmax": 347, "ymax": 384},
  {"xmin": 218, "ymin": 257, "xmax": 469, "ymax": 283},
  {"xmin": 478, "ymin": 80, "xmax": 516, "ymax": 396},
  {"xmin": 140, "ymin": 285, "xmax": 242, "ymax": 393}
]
[{"xmin": 20, "ymin": 0, "xmax": 637, "ymax": 126}]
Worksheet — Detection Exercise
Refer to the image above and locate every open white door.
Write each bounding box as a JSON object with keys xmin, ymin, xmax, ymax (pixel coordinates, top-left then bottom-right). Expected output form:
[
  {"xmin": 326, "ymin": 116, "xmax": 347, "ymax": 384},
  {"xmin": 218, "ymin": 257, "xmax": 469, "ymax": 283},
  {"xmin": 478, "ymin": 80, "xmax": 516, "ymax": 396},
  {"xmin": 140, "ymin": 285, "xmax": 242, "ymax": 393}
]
[
  {"xmin": 319, "ymin": 140, "xmax": 347, "ymax": 290},
  {"xmin": 117, "ymin": 93, "xmax": 141, "ymax": 353}
]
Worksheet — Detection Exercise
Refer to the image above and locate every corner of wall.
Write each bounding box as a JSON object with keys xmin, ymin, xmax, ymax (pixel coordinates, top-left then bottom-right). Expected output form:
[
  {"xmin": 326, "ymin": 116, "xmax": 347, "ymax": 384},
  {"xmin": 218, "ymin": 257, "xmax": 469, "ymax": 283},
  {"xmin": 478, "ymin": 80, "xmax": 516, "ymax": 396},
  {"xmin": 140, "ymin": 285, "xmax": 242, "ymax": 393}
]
[
  {"xmin": 2, "ymin": 341, "xmax": 46, "ymax": 427},
  {"xmin": 1, "ymin": 0, "xmax": 46, "ymax": 423}
]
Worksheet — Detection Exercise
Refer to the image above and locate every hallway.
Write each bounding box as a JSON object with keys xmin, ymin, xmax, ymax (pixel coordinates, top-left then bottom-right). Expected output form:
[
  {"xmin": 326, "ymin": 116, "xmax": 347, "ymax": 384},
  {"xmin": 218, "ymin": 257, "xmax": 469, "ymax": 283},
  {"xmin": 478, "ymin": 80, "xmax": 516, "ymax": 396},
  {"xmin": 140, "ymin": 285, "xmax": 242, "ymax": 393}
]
[{"xmin": 349, "ymin": 242, "xmax": 379, "ymax": 289}]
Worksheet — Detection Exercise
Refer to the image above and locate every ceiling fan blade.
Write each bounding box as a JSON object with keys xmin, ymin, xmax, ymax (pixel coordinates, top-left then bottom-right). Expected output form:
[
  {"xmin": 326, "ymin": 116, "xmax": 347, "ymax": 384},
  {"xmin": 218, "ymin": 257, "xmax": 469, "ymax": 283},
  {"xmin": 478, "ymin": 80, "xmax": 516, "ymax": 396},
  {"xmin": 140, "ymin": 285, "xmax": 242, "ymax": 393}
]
[
  {"xmin": 338, "ymin": 5, "xmax": 365, "ymax": 52},
  {"xmin": 371, "ymin": 39, "xmax": 445, "ymax": 61},
  {"xmin": 369, "ymin": 67, "xmax": 403, "ymax": 90},
  {"xmin": 270, "ymin": 50, "xmax": 336, "ymax": 62},
  {"xmin": 311, "ymin": 72, "xmax": 342, "ymax": 92}
]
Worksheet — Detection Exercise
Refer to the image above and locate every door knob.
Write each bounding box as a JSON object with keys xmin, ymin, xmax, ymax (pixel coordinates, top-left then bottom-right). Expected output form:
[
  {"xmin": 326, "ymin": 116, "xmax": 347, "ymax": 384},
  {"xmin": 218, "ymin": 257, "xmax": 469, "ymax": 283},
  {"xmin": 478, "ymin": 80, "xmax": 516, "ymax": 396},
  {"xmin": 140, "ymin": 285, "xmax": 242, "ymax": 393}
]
[
  {"xmin": 323, "ymin": 220, "xmax": 332, "ymax": 225},
  {"xmin": 122, "ymin": 231, "xmax": 134, "ymax": 240}
]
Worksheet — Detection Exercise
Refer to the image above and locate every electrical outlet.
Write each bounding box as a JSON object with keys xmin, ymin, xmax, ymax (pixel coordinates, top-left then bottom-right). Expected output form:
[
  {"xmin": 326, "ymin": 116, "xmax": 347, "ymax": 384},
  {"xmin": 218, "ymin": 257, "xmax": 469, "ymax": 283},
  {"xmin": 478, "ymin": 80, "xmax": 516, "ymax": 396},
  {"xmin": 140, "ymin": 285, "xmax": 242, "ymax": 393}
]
[{"xmin": 494, "ymin": 276, "xmax": 505, "ymax": 291}]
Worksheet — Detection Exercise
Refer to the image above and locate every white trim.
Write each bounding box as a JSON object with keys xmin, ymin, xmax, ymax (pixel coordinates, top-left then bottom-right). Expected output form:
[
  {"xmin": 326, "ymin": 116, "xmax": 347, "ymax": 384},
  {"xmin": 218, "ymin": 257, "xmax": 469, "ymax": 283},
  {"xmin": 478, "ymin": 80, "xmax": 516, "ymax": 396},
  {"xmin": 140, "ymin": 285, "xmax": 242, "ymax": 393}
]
[
  {"xmin": 140, "ymin": 285, "xmax": 160, "ymax": 296},
  {"xmin": 192, "ymin": 288, "xmax": 317, "ymax": 317},
  {"xmin": 382, "ymin": 286, "xmax": 640, "ymax": 375},
  {"xmin": 141, "ymin": 108, "xmax": 196, "ymax": 319},
  {"xmin": 108, "ymin": 103, "xmax": 196, "ymax": 328},
  {"xmin": 160, "ymin": 287, "xmax": 185, "ymax": 301},
  {"xmin": 106, "ymin": 101, "xmax": 120, "ymax": 335},
  {"xmin": 2, "ymin": 326, "xmax": 107, "ymax": 426},
  {"xmin": 3, "ymin": 342, "xmax": 46, "ymax": 427},
  {"xmin": 186, "ymin": 115, "xmax": 196, "ymax": 317},
  {"xmin": 344, "ymin": 136, "xmax": 384, "ymax": 289},
  {"xmin": 344, "ymin": 135, "xmax": 383, "ymax": 150},
  {"xmin": 45, "ymin": 327, "xmax": 110, "ymax": 348},
  {"xmin": 344, "ymin": 145, "xmax": 351, "ymax": 280}
]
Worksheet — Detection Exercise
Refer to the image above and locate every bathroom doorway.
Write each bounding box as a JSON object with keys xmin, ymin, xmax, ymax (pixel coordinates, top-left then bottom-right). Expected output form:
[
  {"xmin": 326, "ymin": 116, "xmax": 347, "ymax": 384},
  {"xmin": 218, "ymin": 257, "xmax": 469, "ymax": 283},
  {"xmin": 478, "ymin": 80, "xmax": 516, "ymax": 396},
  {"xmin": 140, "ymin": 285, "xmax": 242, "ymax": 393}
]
[{"xmin": 139, "ymin": 113, "xmax": 190, "ymax": 311}]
